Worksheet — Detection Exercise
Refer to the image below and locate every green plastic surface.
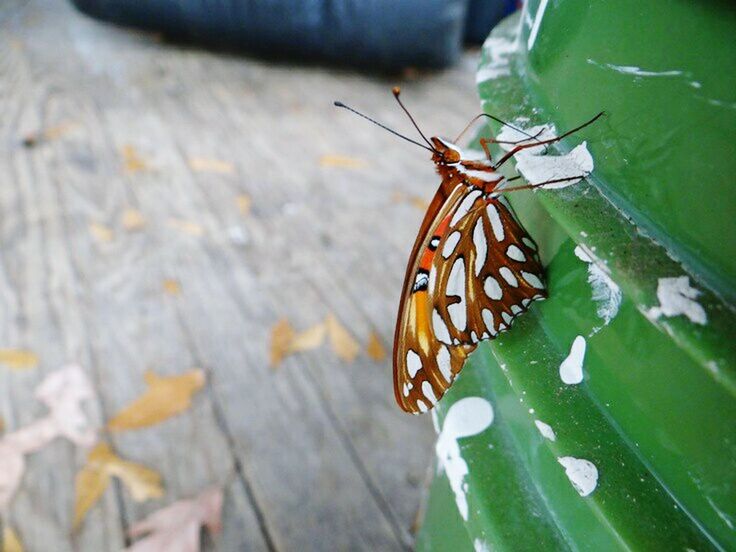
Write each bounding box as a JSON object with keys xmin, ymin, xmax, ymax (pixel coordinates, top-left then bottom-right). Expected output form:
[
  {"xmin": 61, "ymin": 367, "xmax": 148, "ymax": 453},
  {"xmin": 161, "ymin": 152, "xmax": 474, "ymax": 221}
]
[{"xmin": 417, "ymin": 2, "xmax": 736, "ymax": 550}]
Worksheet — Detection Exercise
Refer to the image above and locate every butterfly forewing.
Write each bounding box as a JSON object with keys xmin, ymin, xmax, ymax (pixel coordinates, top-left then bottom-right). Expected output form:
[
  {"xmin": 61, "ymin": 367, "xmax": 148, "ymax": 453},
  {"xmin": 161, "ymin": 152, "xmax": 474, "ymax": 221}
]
[{"xmin": 393, "ymin": 186, "xmax": 546, "ymax": 414}]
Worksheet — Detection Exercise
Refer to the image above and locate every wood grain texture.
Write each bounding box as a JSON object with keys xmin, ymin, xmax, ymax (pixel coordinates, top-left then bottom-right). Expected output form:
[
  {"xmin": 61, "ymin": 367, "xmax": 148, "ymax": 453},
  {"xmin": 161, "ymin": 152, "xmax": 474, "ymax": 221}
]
[{"xmin": 0, "ymin": 0, "xmax": 481, "ymax": 549}]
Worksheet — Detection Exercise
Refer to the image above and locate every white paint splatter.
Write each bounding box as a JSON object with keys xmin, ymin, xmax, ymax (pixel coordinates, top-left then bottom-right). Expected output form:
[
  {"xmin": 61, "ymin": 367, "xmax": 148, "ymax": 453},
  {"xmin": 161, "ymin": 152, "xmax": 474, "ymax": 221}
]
[
  {"xmin": 587, "ymin": 59, "xmax": 686, "ymax": 78},
  {"xmin": 534, "ymin": 420, "xmax": 556, "ymax": 441},
  {"xmin": 559, "ymin": 336, "xmax": 586, "ymax": 385},
  {"xmin": 435, "ymin": 397, "xmax": 494, "ymax": 520},
  {"xmin": 496, "ymin": 124, "xmax": 557, "ymax": 155},
  {"xmin": 474, "ymin": 539, "xmax": 491, "ymax": 552},
  {"xmin": 558, "ymin": 456, "xmax": 598, "ymax": 497},
  {"xmin": 574, "ymin": 245, "xmax": 621, "ymax": 326},
  {"xmin": 527, "ymin": 0, "xmax": 550, "ymax": 51},
  {"xmin": 478, "ymin": 37, "xmax": 518, "ymax": 82},
  {"xmin": 647, "ymin": 276, "xmax": 707, "ymax": 326}
]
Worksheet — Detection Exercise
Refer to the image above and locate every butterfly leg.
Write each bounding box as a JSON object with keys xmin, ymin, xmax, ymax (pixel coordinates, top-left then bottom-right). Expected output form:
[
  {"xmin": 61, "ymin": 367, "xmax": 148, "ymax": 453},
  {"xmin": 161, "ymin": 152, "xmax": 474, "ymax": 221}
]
[
  {"xmin": 499, "ymin": 174, "xmax": 592, "ymax": 193},
  {"xmin": 493, "ymin": 112, "xmax": 604, "ymax": 170}
]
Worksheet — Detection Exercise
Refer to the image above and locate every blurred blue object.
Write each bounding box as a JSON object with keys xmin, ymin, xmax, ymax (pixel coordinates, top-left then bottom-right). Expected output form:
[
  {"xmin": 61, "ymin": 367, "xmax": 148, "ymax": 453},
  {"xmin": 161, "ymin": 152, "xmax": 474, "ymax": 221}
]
[
  {"xmin": 464, "ymin": 0, "xmax": 518, "ymax": 44},
  {"xmin": 70, "ymin": 0, "xmax": 516, "ymax": 70}
]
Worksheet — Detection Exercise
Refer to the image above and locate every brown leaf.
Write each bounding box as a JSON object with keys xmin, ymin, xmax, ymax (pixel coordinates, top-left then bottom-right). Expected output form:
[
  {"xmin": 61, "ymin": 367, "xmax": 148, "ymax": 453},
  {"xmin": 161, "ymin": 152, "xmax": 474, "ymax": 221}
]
[
  {"xmin": 269, "ymin": 318, "xmax": 295, "ymax": 368},
  {"xmin": 325, "ymin": 314, "xmax": 360, "ymax": 363},
  {"xmin": 122, "ymin": 145, "xmax": 148, "ymax": 173},
  {"xmin": 168, "ymin": 218, "xmax": 204, "ymax": 237},
  {"xmin": 0, "ymin": 349, "xmax": 38, "ymax": 370},
  {"xmin": 74, "ymin": 443, "xmax": 163, "ymax": 528},
  {"xmin": 236, "ymin": 194, "xmax": 252, "ymax": 215},
  {"xmin": 288, "ymin": 322, "xmax": 327, "ymax": 353},
  {"xmin": 319, "ymin": 154, "xmax": 367, "ymax": 169},
  {"xmin": 2, "ymin": 527, "xmax": 23, "ymax": 552},
  {"xmin": 162, "ymin": 279, "xmax": 182, "ymax": 295},
  {"xmin": 366, "ymin": 331, "xmax": 387, "ymax": 361},
  {"xmin": 126, "ymin": 487, "xmax": 223, "ymax": 552},
  {"xmin": 122, "ymin": 208, "xmax": 146, "ymax": 231},
  {"xmin": 188, "ymin": 157, "xmax": 235, "ymax": 175},
  {"xmin": 89, "ymin": 222, "xmax": 113, "ymax": 243},
  {"xmin": 107, "ymin": 369, "xmax": 205, "ymax": 432}
]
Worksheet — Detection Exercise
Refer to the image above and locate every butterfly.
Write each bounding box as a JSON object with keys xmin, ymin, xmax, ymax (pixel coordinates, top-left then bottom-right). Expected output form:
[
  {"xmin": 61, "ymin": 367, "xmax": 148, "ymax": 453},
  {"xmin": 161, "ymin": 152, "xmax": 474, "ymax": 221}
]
[{"xmin": 335, "ymin": 89, "xmax": 602, "ymax": 413}]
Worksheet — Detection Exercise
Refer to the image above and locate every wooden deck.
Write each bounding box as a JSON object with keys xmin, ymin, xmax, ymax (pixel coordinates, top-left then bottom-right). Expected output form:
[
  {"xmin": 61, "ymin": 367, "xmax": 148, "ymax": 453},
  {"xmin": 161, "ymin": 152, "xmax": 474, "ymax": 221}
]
[{"xmin": 0, "ymin": 1, "xmax": 481, "ymax": 549}]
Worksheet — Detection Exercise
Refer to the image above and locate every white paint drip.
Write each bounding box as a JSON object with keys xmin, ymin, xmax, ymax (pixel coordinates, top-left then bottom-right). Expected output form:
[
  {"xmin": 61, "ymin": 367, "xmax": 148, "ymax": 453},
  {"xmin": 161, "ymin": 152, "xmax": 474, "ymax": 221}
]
[
  {"xmin": 527, "ymin": 0, "xmax": 550, "ymax": 51},
  {"xmin": 497, "ymin": 124, "xmax": 557, "ymax": 155},
  {"xmin": 435, "ymin": 397, "xmax": 494, "ymax": 520},
  {"xmin": 574, "ymin": 245, "xmax": 621, "ymax": 325},
  {"xmin": 478, "ymin": 37, "xmax": 518, "ymax": 82},
  {"xmin": 586, "ymin": 59, "xmax": 686, "ymax": 78},
  {"xmin": 559, "ymin": 335, "xmax": 586, "ymax": 385},
  {"xmin": 534, "ymin": 420, "xmax": 556, "ymax": 441},
  {"xmin": 558, "ymin": 456, "xmax": 598, "ymax": 497},
  {"xmin": 647, "ymin": 276, "xmax": 707, "ymax": 326}
]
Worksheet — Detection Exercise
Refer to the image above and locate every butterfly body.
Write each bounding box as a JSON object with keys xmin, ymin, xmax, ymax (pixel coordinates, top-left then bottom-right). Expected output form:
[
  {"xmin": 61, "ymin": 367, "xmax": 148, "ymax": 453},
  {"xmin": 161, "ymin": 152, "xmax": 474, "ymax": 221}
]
[{"xmin": 393, "ymin": 137, "xmax": 546, "ymax": 414}]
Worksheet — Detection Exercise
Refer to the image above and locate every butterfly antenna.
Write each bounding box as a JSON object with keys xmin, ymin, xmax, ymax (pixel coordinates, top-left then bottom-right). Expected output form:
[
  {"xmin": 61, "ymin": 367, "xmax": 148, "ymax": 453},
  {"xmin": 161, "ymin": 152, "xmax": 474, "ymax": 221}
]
[
  {"xmin": 392, "ymin": 87, "xmax": 435, "ymax": 150},
  {"xmin": 334, "ymin": 101, "xmax": 434, "ymax": 152},
  {"xmin": 454, "ymin": 113, "xmax": 547, "ymax": 144}
]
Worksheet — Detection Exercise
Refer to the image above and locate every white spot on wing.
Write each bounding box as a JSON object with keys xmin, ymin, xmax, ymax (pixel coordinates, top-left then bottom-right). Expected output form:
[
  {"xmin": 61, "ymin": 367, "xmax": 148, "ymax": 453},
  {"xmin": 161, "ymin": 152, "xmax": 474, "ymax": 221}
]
[
  {"xmin": 437, "ymin": 345, "xmax": 452, "ymax": 383},
  {"xmin": 422, "ymin": 381, "xmax": 438, "ymax": 405},
  {"xmin": 432, "ymin": 309, "xmax": 452, "ymax": 344},
  {"xmin": 506, "ymin": 244, "xmax": 526, "ymax": 262},
  {"xmin": 647, "ymin": 276, "xmax": 707, "ymax": 325},
  {"xmin": 417, "ymin": 399, "xmax": 428, "ymax": 413},
  {"xmin": 447, "ymin": 258, "xmax": 467, "ymax": 331},
  {"xmin": 521, "ymin": 271, "xmax": 545, "ymax": 290},
  {"xmin": 436, "ymin": 397, "xmax": 494, "ymax": 520},
  {"xmin": 499, "ymin": 266, "xmax": 519, "ymax": 287},
  {"xmin": 407, "ymin": 350, "xmax": 422, "ymax": 378},
  {"xmin": 442, "ymin": 231, "xmax": 462, "ymax": 259},
  {"xmin": 558, "ymin": 456, "xmax": 598, "ymax": 497},
  {"xmin": 559, "ymin": 336, "xmax": 586, "ymax": 384},
  {"xmin": 482, "ymin": 309, "xmax": 495, "ymax": 334},
  {"xmin": 484, "ymin": 276, "xmax": 503, "ymax": 300},
  {"xmin": 450, "ymin": 190, "xmax": 482, "ymax": 227},
  {"xmin": 473, "ymin": 219, "xmax": 487, "ymax": 276},
  {"xmin": 486, "ymin": 204, "xmax": 505, "ymax": 241}
]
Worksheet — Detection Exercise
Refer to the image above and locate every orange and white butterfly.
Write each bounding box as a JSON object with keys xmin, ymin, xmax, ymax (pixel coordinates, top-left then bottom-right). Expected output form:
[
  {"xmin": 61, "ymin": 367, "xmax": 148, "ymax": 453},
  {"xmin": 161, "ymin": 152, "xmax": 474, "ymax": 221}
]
[{"xmin": 336, "ymin": 89, "xmax": 601, "ymax": 414}]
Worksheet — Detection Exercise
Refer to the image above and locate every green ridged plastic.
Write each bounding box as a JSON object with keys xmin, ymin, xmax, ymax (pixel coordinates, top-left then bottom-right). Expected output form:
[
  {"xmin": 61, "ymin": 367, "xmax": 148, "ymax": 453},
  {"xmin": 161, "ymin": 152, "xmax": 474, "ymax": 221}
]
[{"xmin": 417, "ymin": 2, "xmax": 736, "ymax": 550}]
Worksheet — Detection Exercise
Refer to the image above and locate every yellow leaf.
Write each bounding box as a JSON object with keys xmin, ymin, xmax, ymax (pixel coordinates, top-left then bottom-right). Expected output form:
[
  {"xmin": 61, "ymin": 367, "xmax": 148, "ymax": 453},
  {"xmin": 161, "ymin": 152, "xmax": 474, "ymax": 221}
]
[
  {"xmin": 168, "ymin": 218, "xmax": 204, "ymax": 237},
  {"xmin": 188, "ymin": 157, "xmax": 235, "ymax": 175},
  {"xmin": 236, "ymin": 194, "xmax": 252, "ymax": 215},
  {"xmin": 366, "ymin": 331, "xmax": 387, "ymax": 361},
  {"xmin": 2, "ymin": 527, "xmax": 23, "ymax": 552},
  {"xmin": 319, "ymin": 154, "xmax": 367, "ymax": 169},
  {"xmin": 326, "ymin": 314, "xmax": 360, "ymax": 363},
  {"xmin": 89, "ymin": 222, "xmax": 113, "ymax": 243},
  {"xmin": 107, "ymin": 369, "xmax": 206, "ymax": 432},
  {"xmin": 269, "ymin": 318, "xmax": 295, "ymax": 368},
  {"xmin": 162, "ymin": 279, "xmax": 182, "ymax": 295},
  {"xmin": 288, "ymin": 322, "xmax": 327, "ymax": 353},
  {"xmin": 122, "ymin": 208, "xmax": 146, "ymax": 231},
  {"xmin": 74, "ymin": 443, "xmax": 163, "ymax": 529},
  {"xmin": 0, "ymin": 349, "xmax": 37, "ymax": 370},
  {"xmin": 122, "ymin": 145, "xmax": 147, "ymax": 173}
]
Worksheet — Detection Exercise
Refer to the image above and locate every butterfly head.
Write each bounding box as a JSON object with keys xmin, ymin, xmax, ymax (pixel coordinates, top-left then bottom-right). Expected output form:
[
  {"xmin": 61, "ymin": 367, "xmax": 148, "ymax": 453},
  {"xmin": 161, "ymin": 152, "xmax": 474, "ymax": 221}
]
[{"xmin": 430, "ymin": 137, "xmax": 462, "ymax": 165}]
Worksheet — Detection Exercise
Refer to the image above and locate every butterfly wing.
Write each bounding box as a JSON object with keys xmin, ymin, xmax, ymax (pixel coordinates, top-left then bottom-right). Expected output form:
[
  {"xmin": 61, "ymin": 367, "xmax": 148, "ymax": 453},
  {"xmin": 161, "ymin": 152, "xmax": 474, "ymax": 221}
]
[{"xmin": 393, "ymin": 187, "xmax": 546, "ymax": 414}]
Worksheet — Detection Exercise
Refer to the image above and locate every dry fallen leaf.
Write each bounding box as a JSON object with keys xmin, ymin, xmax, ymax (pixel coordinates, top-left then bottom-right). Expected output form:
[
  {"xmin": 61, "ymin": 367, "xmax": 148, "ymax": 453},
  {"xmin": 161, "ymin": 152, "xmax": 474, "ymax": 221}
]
[
  {"xmin": 326, "ymin": 314, "xmax": 360, "ymax": 363},
  {"xmin": 366, "ymin": 332, "xmax": 387, "ymax": 361},
  {"xmin": 89, "ymin": 222, "xmax": 113, "ymax": 243},
  {"xmin": 188, "ymin": 157, "xmax": 235, "ymax": 175},
  {"xmin": 74, "ymin": 443, "xmax": 163, "ymax": 528},
  {"xmin": 269, "ymin": 318, "xmax": 295, "ymax": 368},
  {"xmin": 126, "ymin": 487, "xmax": 223, "ymax": 552},
  {"xmin": 107, "ymin": 370, "xmax": 205, "ymax": 432},
  {"xmin": 162, "ymin": 279, "xmax": 182, "ymax": 296},
  {"xmin": 2, "ymin": 527, "xmax": 23, "ymax": 552},
  {"xmin": 168, "ymin": 218, "xmax": 204, "ymax": 237},
  {"xmin": 319, "ymin": 154, "xmax": 367, "ymax": 169},
  {"xmin": 122, "ymin": 145, "xmax": 148, "ymax": 173},
  {"xmin": 236, "ymin": 194, "xmax": 252, "ymax": 215},
  {"xmin": 122, "ymin": 208, "xmax": 146, "ymax": 231},
  {"xmin": 288, "ymin": 322, "xmax": 327, "ymax": 354},
  {"xmin": 0, "ymin": 349, "xmax": 38, "ymax": 370},
  {"xmin": 0, "ymin": 365, "xmax": 96, "ymax": 511}
]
